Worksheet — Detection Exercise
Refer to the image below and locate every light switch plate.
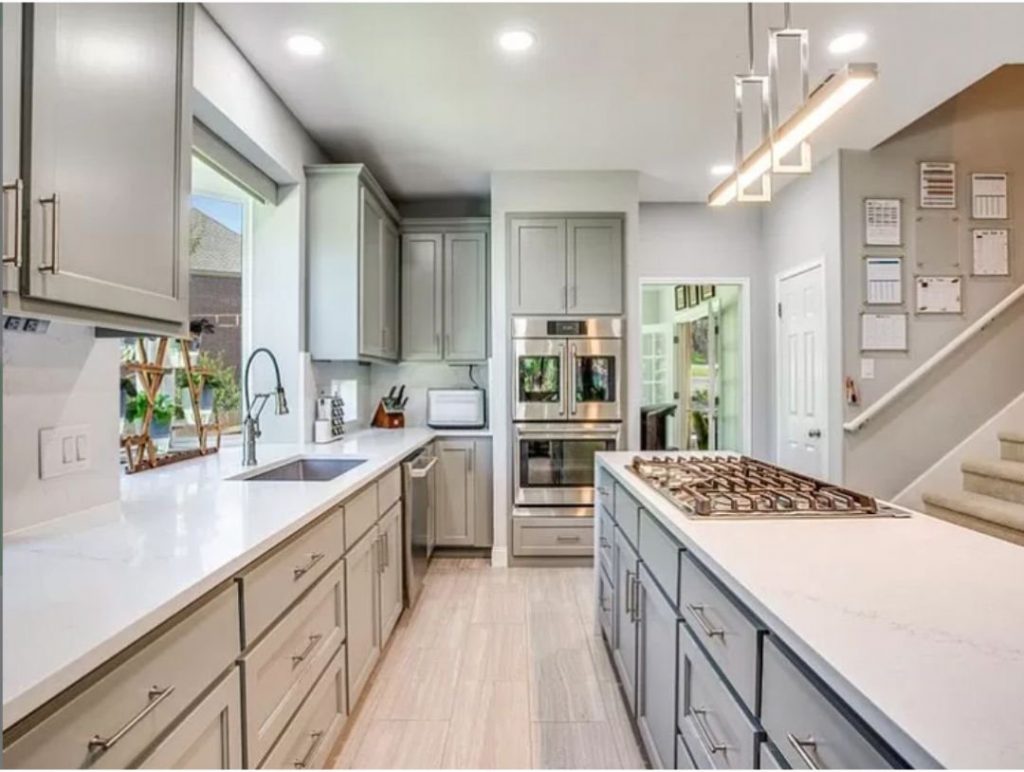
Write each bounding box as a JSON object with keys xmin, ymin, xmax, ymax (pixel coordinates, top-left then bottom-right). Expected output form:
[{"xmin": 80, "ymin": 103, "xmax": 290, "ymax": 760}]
[
  {"xmin": 39, "ymin": 424, "xmax": 91, "ymax": 479},
  {"xmin": 860, "ymin": 358, "xmax": 876, "ymax": 380}
]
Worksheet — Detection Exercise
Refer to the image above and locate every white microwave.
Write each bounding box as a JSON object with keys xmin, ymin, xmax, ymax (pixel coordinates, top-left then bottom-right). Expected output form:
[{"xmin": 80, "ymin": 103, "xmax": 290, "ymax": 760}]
[{"xmin": 427, "ymin": 388, "xmax": 486, "ymax": 429}]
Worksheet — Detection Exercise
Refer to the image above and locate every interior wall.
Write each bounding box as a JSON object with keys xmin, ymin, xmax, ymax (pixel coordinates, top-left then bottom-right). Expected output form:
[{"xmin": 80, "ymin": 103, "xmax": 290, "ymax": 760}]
[{"xmin": 839, "ymin": 66, "xmax": 1024, "ymax": 497}]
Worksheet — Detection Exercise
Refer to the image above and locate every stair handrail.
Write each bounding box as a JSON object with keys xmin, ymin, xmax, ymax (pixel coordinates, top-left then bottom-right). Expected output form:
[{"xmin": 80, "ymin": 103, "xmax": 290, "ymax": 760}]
[{"xmin": 844, "ymin": 283, "xmax": 1024, "ymax": 434}]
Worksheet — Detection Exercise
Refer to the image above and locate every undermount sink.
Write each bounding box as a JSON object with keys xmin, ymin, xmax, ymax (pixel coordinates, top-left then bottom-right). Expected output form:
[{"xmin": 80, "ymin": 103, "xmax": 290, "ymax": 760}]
[{"xmin": 238, "ymin": 457, "xmax": 367, "ymax": 482}]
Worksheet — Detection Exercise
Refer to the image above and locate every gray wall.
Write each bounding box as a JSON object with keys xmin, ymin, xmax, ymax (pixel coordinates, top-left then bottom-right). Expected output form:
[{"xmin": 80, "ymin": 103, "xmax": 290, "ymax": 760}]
[{"xmin": 839, "ymin": 66, "xmax": 1024, "ymax": 497}]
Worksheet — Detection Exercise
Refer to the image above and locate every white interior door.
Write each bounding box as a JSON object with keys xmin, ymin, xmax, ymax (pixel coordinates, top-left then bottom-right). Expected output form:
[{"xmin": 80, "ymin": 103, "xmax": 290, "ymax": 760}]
[{"xmin": 777, "ymin": 265, "xmax": 827, "ymax": 477}]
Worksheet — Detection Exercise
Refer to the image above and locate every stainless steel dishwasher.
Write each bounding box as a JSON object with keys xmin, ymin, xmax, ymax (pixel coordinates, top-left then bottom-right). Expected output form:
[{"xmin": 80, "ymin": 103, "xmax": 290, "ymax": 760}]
[{"xmin": 402, "ymin": 448, "xmax": 437, "ymax": 609}]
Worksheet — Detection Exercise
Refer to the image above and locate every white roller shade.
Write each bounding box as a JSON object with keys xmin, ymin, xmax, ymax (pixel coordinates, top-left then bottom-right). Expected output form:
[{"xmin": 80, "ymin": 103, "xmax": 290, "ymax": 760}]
[{"xmin": 192, "ymin": 119, "xmax": 278, "ymax": 204}]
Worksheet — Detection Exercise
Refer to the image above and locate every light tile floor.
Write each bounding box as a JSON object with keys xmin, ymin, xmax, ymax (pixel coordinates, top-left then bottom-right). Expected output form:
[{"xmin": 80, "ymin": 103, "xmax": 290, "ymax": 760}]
[{"xmin": 328, "ymin": 558, "xmax": 648, "ymax": 769}]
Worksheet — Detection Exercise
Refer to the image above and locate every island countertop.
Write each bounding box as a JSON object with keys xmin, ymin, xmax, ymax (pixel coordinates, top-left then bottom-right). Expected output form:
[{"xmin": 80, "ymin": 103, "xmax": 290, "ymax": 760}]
[
  {"xmin": 597, "ymin": 451, "xmax": 1024, "ymax": 770},
  {"xmin": 2, "ymin": 428, "xmax": 437, "ymax": 730}
]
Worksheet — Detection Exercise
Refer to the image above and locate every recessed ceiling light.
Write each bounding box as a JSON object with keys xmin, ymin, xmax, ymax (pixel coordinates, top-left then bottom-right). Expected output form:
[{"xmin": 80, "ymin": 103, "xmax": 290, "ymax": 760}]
[
  {"xmin": 710, "ymin": 164, "xmax": 734, "ymax": 176},
  {"xmin": 498, "ymin": 29, "xmax": 535, "ymax": 53},
  {"xmin": 287, "ymin": 34, "xmax": 324, "ymax": 57},
  {"xmin": 828, "ymin": 31, "xmax": 867, "ymax": 55}
]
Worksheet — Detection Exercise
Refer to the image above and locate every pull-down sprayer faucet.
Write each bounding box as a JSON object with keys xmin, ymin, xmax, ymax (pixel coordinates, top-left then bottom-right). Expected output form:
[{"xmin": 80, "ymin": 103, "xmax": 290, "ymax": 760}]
[{"xmin": 241, "ymin": 347, "xmax": 289, "ymax": 466}]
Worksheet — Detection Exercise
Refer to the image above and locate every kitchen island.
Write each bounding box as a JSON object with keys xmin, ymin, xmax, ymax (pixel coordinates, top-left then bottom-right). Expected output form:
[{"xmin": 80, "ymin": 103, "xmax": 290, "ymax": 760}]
[{"xmin": 595, "ymin": 451, "xmax": 1024, "ymax": 770}]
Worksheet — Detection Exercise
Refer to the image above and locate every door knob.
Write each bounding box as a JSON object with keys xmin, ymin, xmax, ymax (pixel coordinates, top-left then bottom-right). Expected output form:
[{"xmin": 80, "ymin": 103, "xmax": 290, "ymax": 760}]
[{"xmin": 808, "ymin": 429, "xmax": 822, "ymax": 438}]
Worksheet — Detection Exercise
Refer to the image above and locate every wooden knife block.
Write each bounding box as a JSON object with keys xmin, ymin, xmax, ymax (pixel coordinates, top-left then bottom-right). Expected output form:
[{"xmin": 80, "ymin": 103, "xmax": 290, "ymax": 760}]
[{"xmin": 371, "ymin": 400, "xmax": 405, "ymax": 429}]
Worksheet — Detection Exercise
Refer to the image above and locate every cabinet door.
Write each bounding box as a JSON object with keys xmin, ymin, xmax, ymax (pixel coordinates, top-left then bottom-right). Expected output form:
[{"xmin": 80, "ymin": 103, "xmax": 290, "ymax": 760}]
[
  {"xmin": 359, "ymin": 187, "xmax": 385, "ymax": 358},
  {"xmin": 25, "ymin": 4, "xmax": 191, "ymax": 324},
  {"xmin": 444, "ymin": 231, "xmax": 488, "ymax": 361},
  {"xmin": 345, "ymin": 526, "xmax": 380, "ymax": 706},
  {"xmin": 381, "ymin": 216, "xmax": 400, "ymax": 359},
  {"xmin": 509, "ymin": 217, "xmax": 566, "ymax": 314},
  {"xmin": 471, "ymin": 438, "xmax": 493, "ymax": 548},
  {"xmin": 400, "ymin": 232, "xmax": 443, "ymax": 360},
  {"xmin": 637, "ymin": 565, "xmax": 679, "ymax": 769},
  {"xmin": 435, "ymin": 439, "xmax": 476, "ymax": 546},
  {"xmin": 2, "ymin": 4, "xmax": 22, "ymax": 294},
  {"xmin": 378, "ymin": 501, "xmax": 404, "ymax": 646},
  {"xmin": 568, "ymin": 217, "xmax": 623, "ymax": 314},
  {"xmin": 138, "ymin": 668, "xmax": 242, "ymax": 769},
  {"xmin": 613, "ymin": 525, "xmax": 639, "ymax": 714}
]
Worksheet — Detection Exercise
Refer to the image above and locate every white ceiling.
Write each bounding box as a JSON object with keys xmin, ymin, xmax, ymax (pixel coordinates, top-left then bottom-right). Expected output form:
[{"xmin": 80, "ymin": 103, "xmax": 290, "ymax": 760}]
[{"xmin": 208, "ymin": 3, "xmax": 1024, "ymax": 202}]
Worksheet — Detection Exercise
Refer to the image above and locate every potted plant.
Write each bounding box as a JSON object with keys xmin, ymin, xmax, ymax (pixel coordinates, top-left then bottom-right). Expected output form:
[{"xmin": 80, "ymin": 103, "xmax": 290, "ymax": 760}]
[
  {"xmin": 119, "ymin": 377, "xmax": 138, "ymax": 435},
  {"xmin": 148, "ymin": 393, "xmax": 175, "ymax": 453}
]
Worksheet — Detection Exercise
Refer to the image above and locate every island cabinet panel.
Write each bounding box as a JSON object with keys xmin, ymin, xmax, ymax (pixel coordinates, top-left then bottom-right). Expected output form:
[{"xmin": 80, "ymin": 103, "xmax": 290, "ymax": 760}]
[
  {"xmin": 758, "ymin": 741, "xmax": 785, "ymax": 769},
  {"xmin": 613, "ymin": 482, "xmax": 641, "ymax": 549},
  {"xmin": 598, "ymin": 505, "xmax": 615, "ymax": 578},
  {"xmin": 678, "ymin": 551, "xmax": 764, "ymax": 715},
  {"xmin": 639, "ymin": 507, "xmax": 682, "ymax": 607},
  {"xmin": 137, "ymin": 668, "xmax": 242, "ymax": 769},
  {"xmin": 238, "ymin": 505, "xmax": 345, "ymax": 646},
  {"xmin": 377, "ymin": 501, "xmax": 404, "ymax": 645},
  {"xmin": 612, "ymin": 524, "xmax": 640, "ymax": 714},
  {"xmin": 3, "ymin": 585, "xmax": 238, "ymax": 770},
  {"xmin": 678, "ymin": 621, "xmax": 759, "ymax": 770},
  {"xmin": 597, "ymin": 565, "xmax": 615, "ymax": 641},
  {"xmin": 597, "ymin": 468, "xmax": 615, "ymax": 514},
  {"xmin": 637, "ymin": 564, "xmax": 681, "ymax": 769},
  {"xmin": 677, "ymin": 733, "xmax": 697, "ymax": 769},
  {"xmin": 240, "ymin": 561, "xmax": 345, "ymax": 766},
  {"xmin": 761, "ymin": 637, "xmax": 898, "ymax": 770},
  {"xmin": 345, "ymin": 526, "xmax": 381, "ymax": 706}
]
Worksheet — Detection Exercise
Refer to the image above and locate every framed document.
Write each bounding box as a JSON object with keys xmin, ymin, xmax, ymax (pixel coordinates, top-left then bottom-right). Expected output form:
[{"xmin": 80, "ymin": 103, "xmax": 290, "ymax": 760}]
[
  {"xmin": 864, "ymin": 198, "xmax": 901, "ymax": 246},
  {"xmin": 861, "ymin": 313, "xmax": 908, "ymax": 352}
]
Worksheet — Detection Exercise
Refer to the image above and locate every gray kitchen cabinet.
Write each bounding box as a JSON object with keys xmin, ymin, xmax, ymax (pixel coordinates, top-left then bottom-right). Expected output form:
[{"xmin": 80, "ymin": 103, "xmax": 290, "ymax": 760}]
[
  {"xmin": 444, "ymin": 230, "xmax": 488, "ymax": 361},
  {"xmin": 378, "ymin": 502, "xmax": 404, "ymax": 645},
  {"xmin": 509, "ymin": 217, "xmax": 567, "ymax": 314},
  {"xmin": 308, "ymin": 165, "xmax": 400, "ymax": 362},
  {"xmin": 612, "ymin": 524, "xmax": 640, "ymax": 715},
  {"xmin": 2, "ymin": 4, "xmax": 22, "ymax": 296},
  {"xmin": 345, "ymin": 526, "xmax": 380, "ymax": 706},
  {"xmin": 637, "ymin": 564, "xmax": 679, "ymax": 769},
  {"xmin": 9, "ymin": 4, "xmax": 192, "ymax": 331},
  {"xmin": 400, "ymin": 233, "xmax": 444, "ymax": 360},
  {"xmin": 472, "ymin": 438, "xmax": 493, "ymax": 547},
  {"xmin": 568, "ymin": 217, "xmax": 623, "ymax": 314},
  {"xmin": 434, "ymin": 438, "xmax": 493, "ymax": 548}
]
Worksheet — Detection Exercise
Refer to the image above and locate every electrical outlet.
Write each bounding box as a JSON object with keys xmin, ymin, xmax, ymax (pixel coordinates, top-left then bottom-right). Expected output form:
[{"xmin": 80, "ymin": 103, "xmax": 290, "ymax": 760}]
[{"xmin": 39, "ymin": 424, "xmax": 91, "ymax": 479}]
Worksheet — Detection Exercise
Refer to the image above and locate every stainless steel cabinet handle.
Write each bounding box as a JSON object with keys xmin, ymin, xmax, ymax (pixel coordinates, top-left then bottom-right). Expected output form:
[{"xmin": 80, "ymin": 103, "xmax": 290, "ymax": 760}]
[
  {"xmin": 38, "ymin": 193, "xmax": 60, "ymax": 273},
  {"xmin": 599, "ymin": 536, "xmax": 610, "ymax": 549},
  {"xmin": 633, "ymin": 577, "xmax": 643, "ymax": 623},
  {"xmin": 808, "ymin": 429, "xmax": 822, "ymax": 438},
  {"xmin": 293, "ymin": 552, "xmax": 325, "ymax": 581},
  {"xmin": 3, "ymin": 179, "xmax": 22, "ymax": 266},
  {"xmin": 687, "ymin": 604, "xmax": 725, "ymax": 638},
  {"xmin": 569, "ymin": 343, "xmax": 578, "ymax": 415},
  {"xmin": 375, "ymin": 536, "xmax": 383, "ymax": 574},
  {"xmin": 787, "ymin": 733, "xmax": 823, "ymax": 769},
  {"xmin": 383, "ymin": 531, "xmax": 389, "ymax": 569},
  {"xmin": 556, "ymin": 535, "xmax": 581, "ymax": 543},
  {"xmin": 87, "ymin": 685, "xmax": 175, "ymax": 754},
  {"xmin": 624, "ymin": 570, "xmax": 634, "ymax": 616},
  {"xmin": 597, "ymin": 486, "xmax": 610, "ymax": 496},
  {"xmin": 692, "ymin": 708, "xmax": 727, "ymax": 755},
  {"xmin": 291, "ymin": 633, "xmax": 323, "ymax": 668},
  {"xmin": 294, "ymin": 730, "xmax": 325, "ymax": 769}
]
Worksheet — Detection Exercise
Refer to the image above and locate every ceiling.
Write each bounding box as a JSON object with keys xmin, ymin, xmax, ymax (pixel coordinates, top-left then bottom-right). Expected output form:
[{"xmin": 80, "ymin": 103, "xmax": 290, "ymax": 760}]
[{"xmin": 208, "ymin": 3, "xmax": 1024, "ymax": 202}]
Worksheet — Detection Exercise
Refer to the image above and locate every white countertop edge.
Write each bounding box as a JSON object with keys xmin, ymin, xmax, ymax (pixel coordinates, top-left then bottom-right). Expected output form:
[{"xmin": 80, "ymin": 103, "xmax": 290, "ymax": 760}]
[{"xmin": 596, "ymin": 455, "xmax": 940, "ymax": 769}]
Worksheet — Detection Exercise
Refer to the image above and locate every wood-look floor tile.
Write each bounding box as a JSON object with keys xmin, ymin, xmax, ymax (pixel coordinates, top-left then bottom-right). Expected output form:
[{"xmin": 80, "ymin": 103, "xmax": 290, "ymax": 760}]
[
  {"xmin": 531, "ymin": 721, "xmax": 627, "ymax": 769},
  {"xmin": 394, "ymin": 597, "xmax": 472, "ymax": 651},
  {"xmin": 373, "ymin": 647, "xmax": 462, "ymax": 720},
  {"xmin": 442, "ymin": 680, "xmax": 532, "ymax": 768},
  {"xmin": 528, "ymin": 604, "xmax": 589, "ymax": 657},
  {"xmin": 345, "ymin": 720, "xmax": 449, "ymax": 769},
  {"xmin": 472, "ymin": 582, "xmax": 527, "ymax": 624},
  {"xmin": 599, "ymin": 679, "xmax": 649, "ymax": 769},
  {"xmin": 526, "ymin": 568, "xmax": 581, "ymax": 606},
  {"xmin": 529, "ymin": 647, "xmax": 607, "ymax": 721},
  {"xmin": 586, "ymin": 631, "xmax": 619, "ymax": 682},
  {"xmin": 459, "ymin": 623, "xmax": 529, "ymax": 682}
]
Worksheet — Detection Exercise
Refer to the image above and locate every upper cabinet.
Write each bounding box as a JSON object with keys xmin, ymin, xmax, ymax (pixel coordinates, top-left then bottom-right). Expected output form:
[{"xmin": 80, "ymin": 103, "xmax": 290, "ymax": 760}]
[
  {"xmin": 401, "ymin": 219, "xmax": 489, "ymax": 363},
  {"xmin": 3, "ymin": 4, "xmax": 193, "ymax": 334},
  {"xmin": 308, "ymin": 165, "xmax": 401, "ymax": 362},
  {"xmin": 509, "ymin": 215, "xmax": 623, "ymax": 316}
]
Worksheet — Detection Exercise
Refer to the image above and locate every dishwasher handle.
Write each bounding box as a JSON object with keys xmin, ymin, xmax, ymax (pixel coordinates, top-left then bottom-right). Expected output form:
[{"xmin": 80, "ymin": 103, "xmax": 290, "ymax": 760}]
[{"xmin": 406, "ymin": 455, "xmax": 438, "ymax": 478}]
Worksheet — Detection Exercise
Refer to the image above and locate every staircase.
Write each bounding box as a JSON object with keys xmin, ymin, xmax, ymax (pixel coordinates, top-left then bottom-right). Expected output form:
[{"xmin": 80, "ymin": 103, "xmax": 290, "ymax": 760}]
[{"xmin": 922, "ymin": 431, "xmax": 1024, "ymax": 546}]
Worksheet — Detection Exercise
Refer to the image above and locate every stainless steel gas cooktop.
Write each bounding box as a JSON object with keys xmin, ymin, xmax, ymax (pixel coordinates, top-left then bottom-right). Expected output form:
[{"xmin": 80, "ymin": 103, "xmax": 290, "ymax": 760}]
[{"xmin": 629, "ymin": 455, "xmax": 906, "ymax": 519}]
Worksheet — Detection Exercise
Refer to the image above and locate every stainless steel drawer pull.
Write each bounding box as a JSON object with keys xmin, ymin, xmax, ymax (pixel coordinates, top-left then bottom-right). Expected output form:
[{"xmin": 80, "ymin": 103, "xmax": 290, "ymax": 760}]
[
  {"xmin": 383, "ymin": 531, "xmax": 389, "ymax": 569},
  {"xmin": 294, "ymin": 730, "xmax": 325, "ymax": 769},
  {"xmin": 597, "ymin": 486, "xmax": 610, "ymax": 496},
  {"xmin": 624, "ymin": 570, "xmax": 634, "ymax": 616},
  {"xmin": 599, "ymin": 536, "xmax": 610, "ymax": 548},
  {"xmin": 556, "ymin": 535, "xmax": 581, "ymax": 543},
  {"xmin": 293, "ymin": 552, "xmax": 325, "ymax": 580},
  {"xmin": 291, "ymin": 633, "xmax": 323, "ymax": 668},
  {"xmin": 691, "ymin": 708, "xmax": 727, "ymax": 755},
  {"xmin": 786, "ymin": 733, "xmax": 824, "ymax": 770},
  {"xmin": 3, "ymin": 179, "xmax": 22, "ymax": 266},
  {"xmin": 87, "ymin": 684, "xmax": 175, "ymax": 754},
  {"xmin": 687, "ymin": 604, "xmax": 725, "ymax": 638},
  {"xmin": 38, "ymin": 193, "xmax": 60, "ymax": 274}
]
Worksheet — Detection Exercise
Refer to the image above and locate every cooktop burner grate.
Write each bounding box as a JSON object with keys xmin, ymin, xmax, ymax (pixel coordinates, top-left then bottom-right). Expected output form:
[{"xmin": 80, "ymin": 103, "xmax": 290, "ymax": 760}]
[{"xmin": 629, "ymin": 455, "xmax": 895, "ymax": 519}]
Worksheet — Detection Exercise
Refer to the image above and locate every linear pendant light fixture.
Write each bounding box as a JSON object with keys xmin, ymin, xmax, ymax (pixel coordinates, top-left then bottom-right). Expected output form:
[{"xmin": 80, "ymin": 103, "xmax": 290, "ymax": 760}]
[{"xmin": 708, "ymin": 6, "xmax": 878, "ymax": 207}]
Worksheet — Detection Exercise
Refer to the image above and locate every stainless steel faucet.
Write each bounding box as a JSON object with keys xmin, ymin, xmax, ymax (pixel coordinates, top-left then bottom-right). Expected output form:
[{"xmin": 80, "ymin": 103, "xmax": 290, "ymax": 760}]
[{"xmin": 241, "ymin": 347, "xmax": 289, "ymax": 466}]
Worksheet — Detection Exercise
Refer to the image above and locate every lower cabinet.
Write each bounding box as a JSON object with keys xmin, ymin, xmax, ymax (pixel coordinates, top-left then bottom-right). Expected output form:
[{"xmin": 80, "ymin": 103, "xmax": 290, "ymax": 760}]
[
  {"xmin": 435, "ymin": 438, "xmax": 492, "ymax": 548},
  {"xmin": 345, "ymin": 526, "xmax": 381, "ymax": 707},
  {"xmin": 612, "ymin": 524, "xmax": 640, "ymax": 714},
  {"xmin": 637, "ymin": 565, "xmax": 680, "ymax": 770},
  {"xmin": 597, "ymin": 565, "xmax": 615, "ymax": 641},
  {"xmin": 138, "ymin": 668, "xmax": 242, "ymax": 769},
  {"xmin": 378, "ymin": 501, "xmax": 404, "ymax": 644}
]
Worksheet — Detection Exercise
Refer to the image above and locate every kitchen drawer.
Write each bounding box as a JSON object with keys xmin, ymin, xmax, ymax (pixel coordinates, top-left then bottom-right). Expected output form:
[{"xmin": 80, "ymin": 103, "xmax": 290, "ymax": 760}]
[
  {"xmin": 758, "ymin": 741, "xmax": 786, "ymax": 769},
  {"xmin": 345, "ymin": 483, "xmax": 379, "ymax": 546},
  {"xmin": 677, "ymin": 733, "xmax": 696, "ymax": 769},
  {"xmin": 597, "ymin": 564, "xmax": 614, "ymax": 641},
  {"xmin": 4, "ymin": 585, "xmax": 238, "ymax": 770},
  {"xmin": 640, "ymin": 507, "xmax": 682, "ymax": 607},
  {"xmin": 239, "ymin": 507, "xmax": 345, "ymax": 645},
  {"xmin": 378, "ymin": 466, "xmax": 402, "ymax": 513},
  {"xmin": 597, "ymin": 467, "xmax": 615, "ymax": 514},
  {"xmin": 761, "ymin": 637, "xmax": 897, "ymax": 770},
  {"xmin": 259, "ymin": 646, "xmax": 348, "ymax": 770},
  {"xmin": 512, "ymin": 516, "xmax": 593, "ymax": 556},
  {"xmin": 678, "ymin": 621, "xmax": 759, "ymax": 770},
  {"xmin": 598, "ymin": 505, "xmax": 615, "ymax": 577},
  {"xmin": 613, "ymin": 482, "xmax": 640, "ymax": 548},
  {"xmin": 679, "ymin": 552, "xmax": 763, "ymax": 714},
  {"xmin": 240, "ymin": 561, "xmax": 345, "ymax": 766}
]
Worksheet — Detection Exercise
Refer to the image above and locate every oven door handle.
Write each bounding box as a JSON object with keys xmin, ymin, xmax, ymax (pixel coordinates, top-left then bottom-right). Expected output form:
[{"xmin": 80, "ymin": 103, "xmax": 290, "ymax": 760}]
[{"xmin": 515, "ymin": 430, "xmax": 620, "ymax": 442}]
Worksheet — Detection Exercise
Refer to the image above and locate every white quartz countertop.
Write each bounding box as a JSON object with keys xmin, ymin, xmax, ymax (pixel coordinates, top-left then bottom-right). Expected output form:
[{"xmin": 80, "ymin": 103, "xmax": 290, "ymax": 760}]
[
  {"xmin": 597, "ymin": 452, "xmax": 1024, "ymax": 769},
  {"xmin": 2, "ymin": 428, "xmax": 437, "ymax": 729}
]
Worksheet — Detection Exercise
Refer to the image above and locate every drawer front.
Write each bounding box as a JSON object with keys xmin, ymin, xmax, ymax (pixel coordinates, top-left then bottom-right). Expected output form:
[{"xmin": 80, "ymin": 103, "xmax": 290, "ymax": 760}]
[
  {"xmin": 345, "ymin": 483, "xmax": 379, "ymax": 546},
  {"xmin": 4, "ymin": 586, "xmax": 238, "ymax": 770},
  {"xmin": 679, "ymin": 552, "xmax": 762, "ymax": 713},
  {"xmin": 598, "ymin": 505, "xmax": 615, "ymax": 577},
  {"xmin": 512, "ymin": 516, "xmax": 593, "ymax": 556},
  {"xmin": 761, "ymin": 638, "xmax": 895, "ymax": 770},
  {"xmin": 677, "ymin": 733, "xmax": 696, "ymax": 769},
  {"xmin": 241, "ymin": 561, "xmax": 345, "ymax": 765},
  {"xmin": 678, "ymin": 621, "xmax": 759, "ymax": 770},
  {"xmin": 597, "ymin": 565, "xmax": 614, "ymax": 641},
  {"xmin": 259, "ymin": 646, "xmax": 348, "ymax": 770},
  {"xmin": 613, "ymin": 482, "xmax": 640, "ymax": 548},
  {"xmin": 640, "ymin": 507, "xmax": 681, "ymax": 607},
  {"xmin": 597, "ymin": 467, "xmax": 615, "ymax": 514},
  {"xmin": 378, "ymin": 466, "xmax": 402, "ymax": 513},
  {"xmin": 240, "ymin": 507, "xmax": 345, "ymax": 645},
  {"xmin": 758, "ymin": 741, "xmax": 785, "ymax": 770}
]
